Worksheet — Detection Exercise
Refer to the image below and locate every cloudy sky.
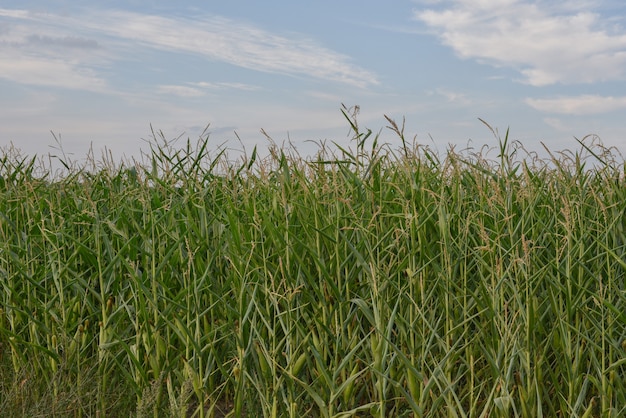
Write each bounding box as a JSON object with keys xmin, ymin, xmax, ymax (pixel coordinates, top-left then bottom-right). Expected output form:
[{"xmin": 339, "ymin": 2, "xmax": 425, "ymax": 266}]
[{"xmin": 1, "ymin": 0, "xmax": 626, "ymax": 163}]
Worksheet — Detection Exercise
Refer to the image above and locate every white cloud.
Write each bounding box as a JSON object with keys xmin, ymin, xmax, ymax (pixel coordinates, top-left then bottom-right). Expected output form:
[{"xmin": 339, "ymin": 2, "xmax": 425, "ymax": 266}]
[
  {"xmin": 305, "ymin": 91, "xmax": 344, "ymax": 102},
  {"xmin": 429, "ymin": 88, "xmax": 471, "ymax": 105},
  {"xmin": 0, "ymin": 12, "xmax": 111, "ymax": 91},
  {"xmin": 192, "ymin": 81, "xmax": 260, "ymax": 91},
  {"xmin": 542, "ymin": 117, "xmax": 568, "ymax": 131},
  {"xmin": 0, "ymin": 8, "xmax": 30, "ymax": 19},
  {"xmin": 414, "ymin": 0, "xmax": 626, "ymax": 85},
  {"xmin": 526, "ymin": 94, "xmax": 626, "ymax": 114},
  {"xmin": 98, "ymin": 11, "xmax": 378, "ymax": 87},
  {"xmin": 0, "ymin": 52, "xmax": 106, "ymax": 91},
  {"xmin": 157, "ymin": 81, "xmax": 261, "ymax": 97},
  {"xmin": 0, "ymin": 8, "xmax": 378, "ymax": 89},
  {"xmin": 26, "ymin": 34, "xmax": 100, "ymax": 49},
  {"xmin": 157, "ymin": 85, "xmax": 205, "ymax": 97}
]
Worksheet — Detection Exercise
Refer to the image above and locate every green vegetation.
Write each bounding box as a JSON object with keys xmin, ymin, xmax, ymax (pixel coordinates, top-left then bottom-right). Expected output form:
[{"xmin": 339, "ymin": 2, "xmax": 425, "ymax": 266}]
[{"xmin": 1, "ymin": 109, "xmax": 625, "ymax": 417}]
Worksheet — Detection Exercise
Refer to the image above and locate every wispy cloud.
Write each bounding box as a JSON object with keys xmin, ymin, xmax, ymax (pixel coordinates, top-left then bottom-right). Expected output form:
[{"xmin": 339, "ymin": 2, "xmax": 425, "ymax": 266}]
[
  {"xmin": 0, "ymin": 8, "xmax": 30, "ymax": 19},
  {"xmin": 0, "ymin": 8, "xmax": 378, "ymax": 89},
  {"xmin": 157, "ymin": 85, "xmax": 206, "ymax": 98},
  {"xmin": 26, "ymin": 34, "xmax": 100, "ymax": 49},
  {"xmin": 305, "ymin": 91, "xmax": 345, "ymax": 102},
  {"xmin": 95, "ymin": 11, "xmax": 378, "ymax": 87},
  {"xmin": 413, "ymin": 1, "xmax": 626, "ymax": 86},
  {"xmin": 428, "ymin": 88, "xmax": 471, "ymax": 105},
  {"xmin": 157, "ymin": 81, "xmax": 261, "ymax": 97},
  {"xmin": 0, "ymin": 9, "xmax": 110, "ymax": 90},
  {"xmin": 191, "ymin": 82, "xmax": 260, "ymax": 91},
  {"xmin": 526, "ymin": 94, "xmax": 626, "ymax": 114},
  {"xmin": 543, "ymin": 117, "xmax": 568, "ymax": 131},
  {"xmin": 0, "ymin": 51, "xmax": 106, "ymax": 91}
]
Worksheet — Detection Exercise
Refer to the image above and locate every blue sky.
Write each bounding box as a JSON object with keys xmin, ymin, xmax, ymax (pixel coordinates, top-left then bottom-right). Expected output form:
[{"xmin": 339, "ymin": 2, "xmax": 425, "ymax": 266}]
[{"xmin": 2, "ymin": 0, "xmax": 626, "ymax": 163}]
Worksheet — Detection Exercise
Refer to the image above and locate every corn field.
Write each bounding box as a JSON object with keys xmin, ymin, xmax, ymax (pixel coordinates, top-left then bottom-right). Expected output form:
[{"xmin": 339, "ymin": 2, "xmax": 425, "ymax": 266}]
[{"xmin": 1, "ymin": 113, "xmax": 625, "ymax": 417}]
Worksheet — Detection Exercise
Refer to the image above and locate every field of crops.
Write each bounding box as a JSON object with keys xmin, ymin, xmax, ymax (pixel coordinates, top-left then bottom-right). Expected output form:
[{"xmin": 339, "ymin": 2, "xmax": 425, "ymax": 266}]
[{"xmin": 1, "ymin": 114, "xmax": 625, "ymax": 417}]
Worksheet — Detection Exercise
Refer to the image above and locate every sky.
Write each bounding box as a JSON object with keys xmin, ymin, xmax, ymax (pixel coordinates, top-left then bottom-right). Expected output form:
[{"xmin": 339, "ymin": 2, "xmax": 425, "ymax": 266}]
[{"xmin": 2, "ymin": 0, "xmax": 626, "ymax": 166}]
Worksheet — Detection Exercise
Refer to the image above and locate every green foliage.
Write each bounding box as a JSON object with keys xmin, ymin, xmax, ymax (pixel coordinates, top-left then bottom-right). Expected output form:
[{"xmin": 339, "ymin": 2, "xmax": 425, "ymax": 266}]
[{"xmin": 1, "ymin": 112, "xmax": 625, "ymax": 417}]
